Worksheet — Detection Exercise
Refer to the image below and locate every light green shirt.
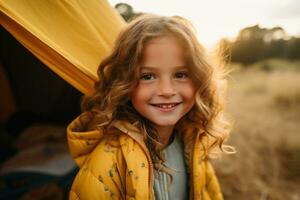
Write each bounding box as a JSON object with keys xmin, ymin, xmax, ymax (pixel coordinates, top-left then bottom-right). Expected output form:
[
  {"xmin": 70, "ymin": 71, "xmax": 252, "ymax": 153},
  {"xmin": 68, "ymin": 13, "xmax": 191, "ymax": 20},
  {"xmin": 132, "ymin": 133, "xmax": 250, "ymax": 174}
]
[{"xmin": 153, "ymin": 133, "xmax": 188, "ymax": 200}]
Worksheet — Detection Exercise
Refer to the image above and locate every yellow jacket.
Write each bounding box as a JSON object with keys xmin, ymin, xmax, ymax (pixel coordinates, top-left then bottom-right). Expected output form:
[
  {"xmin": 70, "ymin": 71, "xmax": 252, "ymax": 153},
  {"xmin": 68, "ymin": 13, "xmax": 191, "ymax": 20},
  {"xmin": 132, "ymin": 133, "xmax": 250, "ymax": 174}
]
[{"xmin": 67, "ymin": 116, "xmax": 223, "ymax": 200}]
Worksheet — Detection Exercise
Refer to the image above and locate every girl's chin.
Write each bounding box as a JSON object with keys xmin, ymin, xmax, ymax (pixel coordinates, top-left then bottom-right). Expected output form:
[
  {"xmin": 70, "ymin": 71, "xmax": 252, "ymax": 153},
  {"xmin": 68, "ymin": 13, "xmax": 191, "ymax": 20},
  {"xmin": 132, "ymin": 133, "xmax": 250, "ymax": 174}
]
[{"xmin": 152, "ymin": 121, "xmax": 178, "ymax": 129}]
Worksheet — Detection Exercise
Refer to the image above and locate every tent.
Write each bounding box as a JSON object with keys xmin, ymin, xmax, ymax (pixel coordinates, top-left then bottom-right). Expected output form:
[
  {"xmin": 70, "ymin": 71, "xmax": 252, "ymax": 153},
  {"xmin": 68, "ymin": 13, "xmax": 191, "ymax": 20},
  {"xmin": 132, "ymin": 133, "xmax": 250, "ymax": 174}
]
[
  {"xmin": 0, "ymin": 0, "xmax": 125, "ymax": 199},
  {"xmin": 0, "ymin": 0, "xmax": 125, "ymax": 121},
  {"xmin": 1, "ymin": 0, "xmax": 125, "ymax": 95}
]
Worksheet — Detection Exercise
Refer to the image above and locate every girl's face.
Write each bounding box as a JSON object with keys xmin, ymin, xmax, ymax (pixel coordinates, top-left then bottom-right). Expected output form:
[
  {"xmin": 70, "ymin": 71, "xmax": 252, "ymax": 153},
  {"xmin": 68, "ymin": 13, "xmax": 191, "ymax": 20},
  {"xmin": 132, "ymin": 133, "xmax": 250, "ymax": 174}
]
[{"xmin": 131, "ymin": 35, "xmax": 196, "ymax": 132}]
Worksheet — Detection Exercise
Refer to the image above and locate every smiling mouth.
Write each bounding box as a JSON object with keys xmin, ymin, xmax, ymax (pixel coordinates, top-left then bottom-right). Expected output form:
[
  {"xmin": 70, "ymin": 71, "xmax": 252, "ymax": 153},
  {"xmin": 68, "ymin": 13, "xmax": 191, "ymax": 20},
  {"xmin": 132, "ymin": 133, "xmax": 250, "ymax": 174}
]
[{"xmin": 150, "ymin": 103, "xmax": 181, "ymax": 110}]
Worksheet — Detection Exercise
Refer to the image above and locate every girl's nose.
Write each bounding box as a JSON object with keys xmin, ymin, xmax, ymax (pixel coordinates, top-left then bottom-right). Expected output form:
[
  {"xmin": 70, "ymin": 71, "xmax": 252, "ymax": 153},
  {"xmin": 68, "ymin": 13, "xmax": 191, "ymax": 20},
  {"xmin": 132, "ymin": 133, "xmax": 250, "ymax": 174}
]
[{"xmin": 158, "ymin": 79, "xmax": 176, "ymax": 97}]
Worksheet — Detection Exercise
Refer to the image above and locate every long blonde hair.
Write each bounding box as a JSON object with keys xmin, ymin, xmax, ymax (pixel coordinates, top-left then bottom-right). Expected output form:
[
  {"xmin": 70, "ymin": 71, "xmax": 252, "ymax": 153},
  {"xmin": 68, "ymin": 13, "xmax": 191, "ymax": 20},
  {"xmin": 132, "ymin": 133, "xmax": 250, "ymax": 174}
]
[{"xmin": 76, "ymin": 14, "xmax": 232, "ymax": 167}]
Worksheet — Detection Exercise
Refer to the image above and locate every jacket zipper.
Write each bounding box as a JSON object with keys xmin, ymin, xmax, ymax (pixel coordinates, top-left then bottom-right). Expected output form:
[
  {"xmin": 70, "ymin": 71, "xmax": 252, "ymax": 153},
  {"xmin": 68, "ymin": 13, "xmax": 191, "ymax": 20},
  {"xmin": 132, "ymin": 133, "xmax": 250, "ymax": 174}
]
[
  {"xmin": 146, "ymin": 151, "xmax": 154, "ymax": 199},
  {"xmin": 190, "ymin": 131, "xmax": 200, "ymax": 200},
  {"xmin": 131, "ymin": 139, "xmax": 154, "ymax": 199},
  {"xmin": 190, "ymin": 141, "xmax": 195, "ymax": 200}
]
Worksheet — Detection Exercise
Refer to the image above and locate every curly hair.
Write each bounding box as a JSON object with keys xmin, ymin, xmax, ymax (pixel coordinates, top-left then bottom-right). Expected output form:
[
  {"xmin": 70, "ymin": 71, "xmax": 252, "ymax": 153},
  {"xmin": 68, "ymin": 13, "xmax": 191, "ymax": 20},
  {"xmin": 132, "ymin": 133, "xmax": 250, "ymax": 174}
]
[{"xmin": 75, "ymin": 14, "xmax": 233, "ymax": 169}]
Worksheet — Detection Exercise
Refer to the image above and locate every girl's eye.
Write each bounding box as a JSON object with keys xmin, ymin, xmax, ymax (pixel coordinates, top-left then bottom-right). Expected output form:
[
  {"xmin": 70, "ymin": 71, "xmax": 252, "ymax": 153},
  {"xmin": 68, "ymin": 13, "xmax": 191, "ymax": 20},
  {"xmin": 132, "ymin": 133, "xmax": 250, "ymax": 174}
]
[
  {"xmin": 140, "ymin": 73, "xmax": 156, "ymax": 81},
  {"xmin": 174, "ymin": 71, "xmax": 189, "ymax": 79}
]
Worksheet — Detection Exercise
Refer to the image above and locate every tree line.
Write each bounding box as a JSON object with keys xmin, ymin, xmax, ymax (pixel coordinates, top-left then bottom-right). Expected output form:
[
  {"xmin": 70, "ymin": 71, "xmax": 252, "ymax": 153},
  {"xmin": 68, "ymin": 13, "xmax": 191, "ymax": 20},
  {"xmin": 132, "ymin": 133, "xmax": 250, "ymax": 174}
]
[{"xmin": 220, "ymin": 25, "xmax": 300, "ymax": 64}]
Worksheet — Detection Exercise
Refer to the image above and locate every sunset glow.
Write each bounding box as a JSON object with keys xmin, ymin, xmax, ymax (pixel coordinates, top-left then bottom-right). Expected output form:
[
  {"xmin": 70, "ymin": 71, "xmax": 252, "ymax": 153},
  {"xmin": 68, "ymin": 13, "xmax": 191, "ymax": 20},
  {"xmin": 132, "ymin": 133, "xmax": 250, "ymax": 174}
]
[{"xmin": 108, "ymin": 0, "xmax": 300, "ymax": 48}]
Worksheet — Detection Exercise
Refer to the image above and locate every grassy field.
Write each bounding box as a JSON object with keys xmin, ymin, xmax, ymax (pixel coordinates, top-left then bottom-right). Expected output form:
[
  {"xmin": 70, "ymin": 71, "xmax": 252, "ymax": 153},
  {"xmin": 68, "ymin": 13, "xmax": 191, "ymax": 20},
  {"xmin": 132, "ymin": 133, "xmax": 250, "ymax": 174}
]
[{"xmin": 214, "ymin": 60, "xmax": 300, "ymax": 200}]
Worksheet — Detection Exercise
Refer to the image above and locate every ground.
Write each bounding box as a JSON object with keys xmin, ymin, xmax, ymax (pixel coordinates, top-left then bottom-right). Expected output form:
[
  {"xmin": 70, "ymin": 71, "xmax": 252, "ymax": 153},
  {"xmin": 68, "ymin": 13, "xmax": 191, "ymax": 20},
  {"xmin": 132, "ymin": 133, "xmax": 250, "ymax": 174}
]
[{"xmin": 214, "ymin": 62, "xmax": 300, "ymax": 200}]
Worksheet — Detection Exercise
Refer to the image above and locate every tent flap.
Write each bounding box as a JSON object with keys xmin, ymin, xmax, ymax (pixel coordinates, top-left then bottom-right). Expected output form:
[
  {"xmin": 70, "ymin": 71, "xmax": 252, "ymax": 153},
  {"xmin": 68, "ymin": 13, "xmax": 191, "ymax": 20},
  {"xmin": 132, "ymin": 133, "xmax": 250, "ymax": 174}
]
[{"xmin": 0, "ymin": 0, "xmax": 125, "ymax": 94}]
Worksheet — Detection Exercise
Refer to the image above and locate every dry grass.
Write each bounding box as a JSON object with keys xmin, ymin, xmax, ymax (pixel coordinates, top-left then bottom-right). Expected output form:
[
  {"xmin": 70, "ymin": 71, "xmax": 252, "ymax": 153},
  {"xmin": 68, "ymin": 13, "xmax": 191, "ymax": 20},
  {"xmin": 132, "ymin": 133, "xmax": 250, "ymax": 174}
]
[{"xmin": 213, "ymin": 66, "xmax": 300, "ymax": 200}]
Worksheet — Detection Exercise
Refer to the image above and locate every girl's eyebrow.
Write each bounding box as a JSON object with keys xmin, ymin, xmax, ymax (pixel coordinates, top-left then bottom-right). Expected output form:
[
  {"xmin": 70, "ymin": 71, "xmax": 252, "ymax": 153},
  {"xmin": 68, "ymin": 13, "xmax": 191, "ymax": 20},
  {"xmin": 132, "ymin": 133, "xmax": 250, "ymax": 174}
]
[{"xmin": 140, "ymin": 65, "xmax": 188, "ymax": 70}]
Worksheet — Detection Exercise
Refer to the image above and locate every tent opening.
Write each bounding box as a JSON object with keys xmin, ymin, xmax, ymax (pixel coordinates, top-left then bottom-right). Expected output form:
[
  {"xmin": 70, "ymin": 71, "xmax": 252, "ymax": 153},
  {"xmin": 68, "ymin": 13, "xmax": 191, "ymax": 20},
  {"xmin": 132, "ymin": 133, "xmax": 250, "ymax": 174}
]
[{"xmin": 0, "ymin": 26, "xmax": 81, "ymax": 200}]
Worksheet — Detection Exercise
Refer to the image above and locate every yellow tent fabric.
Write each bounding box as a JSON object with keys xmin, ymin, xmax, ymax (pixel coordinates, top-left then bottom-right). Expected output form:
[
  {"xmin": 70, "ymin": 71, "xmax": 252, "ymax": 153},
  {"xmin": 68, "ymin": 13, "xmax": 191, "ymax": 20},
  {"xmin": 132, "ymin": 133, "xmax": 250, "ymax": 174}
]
[{"xmin": 0, "ymin": 0, "xmax": 125, "ymax": 94}]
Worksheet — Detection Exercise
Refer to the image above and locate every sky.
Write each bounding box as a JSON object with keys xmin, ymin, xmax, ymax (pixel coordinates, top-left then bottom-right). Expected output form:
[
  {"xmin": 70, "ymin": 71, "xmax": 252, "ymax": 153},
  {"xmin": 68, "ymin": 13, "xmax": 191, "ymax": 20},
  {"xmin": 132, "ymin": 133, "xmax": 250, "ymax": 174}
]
[{"xmin": 108, "ymin": 0, "xmax": 300, "ymax": 48}]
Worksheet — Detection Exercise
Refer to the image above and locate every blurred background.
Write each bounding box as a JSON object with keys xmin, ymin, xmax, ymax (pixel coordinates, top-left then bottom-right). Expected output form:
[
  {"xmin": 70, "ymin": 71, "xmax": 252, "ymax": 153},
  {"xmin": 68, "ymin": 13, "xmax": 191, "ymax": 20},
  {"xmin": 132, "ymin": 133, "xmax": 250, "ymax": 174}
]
[{"xmin": 0, "ymin": 0, "xmax": 299, "ymax": 199}]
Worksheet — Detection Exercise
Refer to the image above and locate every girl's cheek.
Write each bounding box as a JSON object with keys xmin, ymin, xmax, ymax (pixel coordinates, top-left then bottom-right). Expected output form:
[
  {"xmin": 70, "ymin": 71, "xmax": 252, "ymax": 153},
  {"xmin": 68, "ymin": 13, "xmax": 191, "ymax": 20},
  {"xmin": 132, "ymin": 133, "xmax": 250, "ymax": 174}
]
[
  {"xmin": 137, "ymin": 84, "xmax": 154, "ymax": 93},
  {"xmin": 131, "ymin": 84, "xmax": 151, "ymax": 102},
  {"xmin": 185, "ymin": 86, "xmax": 197, "ymax": 105},
  {"xmin": 181, "ymin": 82, "xmax": 196, "ymax": 95}
]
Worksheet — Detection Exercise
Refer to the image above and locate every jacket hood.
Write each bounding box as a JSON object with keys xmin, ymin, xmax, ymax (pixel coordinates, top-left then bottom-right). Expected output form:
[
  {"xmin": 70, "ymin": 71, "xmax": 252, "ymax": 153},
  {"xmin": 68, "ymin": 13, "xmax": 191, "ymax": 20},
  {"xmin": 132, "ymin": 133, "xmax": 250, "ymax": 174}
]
[
  {"xmin": 67, "ymin": 116, "xmax": 147, "ymax": 167},
  {"xmin": 67, "ymin": 116, "xmax": 102, "ymax": 167},
  {"xmin": 68, "ymin": 115, "xmax": 215, "ymax": 168}
]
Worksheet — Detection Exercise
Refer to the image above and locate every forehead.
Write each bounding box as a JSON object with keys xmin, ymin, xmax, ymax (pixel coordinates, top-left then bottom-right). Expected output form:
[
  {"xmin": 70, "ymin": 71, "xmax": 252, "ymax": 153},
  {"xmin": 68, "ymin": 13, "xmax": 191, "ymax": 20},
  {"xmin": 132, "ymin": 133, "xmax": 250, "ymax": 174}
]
[{"xmin": 141, "ymin": 36, "xmax": 186, "ymax": 66}]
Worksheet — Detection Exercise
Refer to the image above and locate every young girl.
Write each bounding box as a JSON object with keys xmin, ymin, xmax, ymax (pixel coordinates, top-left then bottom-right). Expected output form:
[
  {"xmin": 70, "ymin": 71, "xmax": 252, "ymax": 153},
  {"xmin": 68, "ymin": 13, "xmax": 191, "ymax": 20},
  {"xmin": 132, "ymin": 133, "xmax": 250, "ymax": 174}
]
[{"xmin": 67, "ymin": 14, "xmax": 232, "ymax": 200}]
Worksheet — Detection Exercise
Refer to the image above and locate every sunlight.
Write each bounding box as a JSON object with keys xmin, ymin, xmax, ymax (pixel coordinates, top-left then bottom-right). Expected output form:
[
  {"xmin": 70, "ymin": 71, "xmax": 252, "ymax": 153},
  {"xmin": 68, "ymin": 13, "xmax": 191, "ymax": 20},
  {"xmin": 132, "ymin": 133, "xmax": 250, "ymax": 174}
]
[{"xmin": 108, "ymin": 0, "xmax": 300, "ymax": 48}]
